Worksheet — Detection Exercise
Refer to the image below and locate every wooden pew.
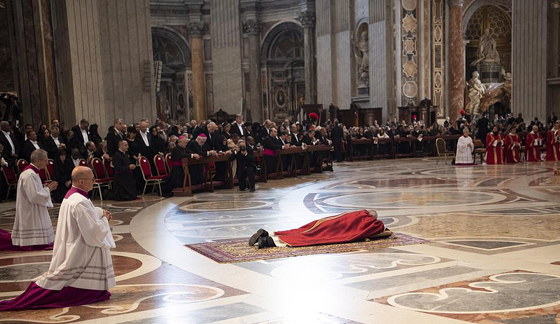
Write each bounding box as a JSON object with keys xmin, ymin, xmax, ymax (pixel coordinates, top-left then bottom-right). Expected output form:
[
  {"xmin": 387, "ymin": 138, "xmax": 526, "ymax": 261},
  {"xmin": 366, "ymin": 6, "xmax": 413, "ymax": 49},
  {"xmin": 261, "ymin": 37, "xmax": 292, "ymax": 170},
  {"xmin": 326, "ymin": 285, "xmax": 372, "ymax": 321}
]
[
  {"xmin": 174, "ymin": 154, "xmax": 234, "ymax": 196},
  {"xmin": 307, "ymin": 144, "xmax": 333, "ymax": 172}
]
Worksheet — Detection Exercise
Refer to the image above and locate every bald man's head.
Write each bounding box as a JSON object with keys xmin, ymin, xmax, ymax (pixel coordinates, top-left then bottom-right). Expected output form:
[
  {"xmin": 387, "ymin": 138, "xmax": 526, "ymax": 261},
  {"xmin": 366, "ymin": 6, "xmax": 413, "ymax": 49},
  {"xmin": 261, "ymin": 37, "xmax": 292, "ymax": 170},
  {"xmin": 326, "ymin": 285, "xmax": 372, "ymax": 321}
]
[{"xmin": 72, "ymin": 166, "xmax": 93, "ymax": 182}]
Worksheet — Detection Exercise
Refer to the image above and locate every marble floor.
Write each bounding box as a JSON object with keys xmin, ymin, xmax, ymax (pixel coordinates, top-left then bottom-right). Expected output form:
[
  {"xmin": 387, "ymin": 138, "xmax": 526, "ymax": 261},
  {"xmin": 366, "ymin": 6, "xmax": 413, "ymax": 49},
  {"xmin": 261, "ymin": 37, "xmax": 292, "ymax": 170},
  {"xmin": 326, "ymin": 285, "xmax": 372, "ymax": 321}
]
[{"xmin": 1, "ymin": 158, "xmax": 560, "ymax": 324}]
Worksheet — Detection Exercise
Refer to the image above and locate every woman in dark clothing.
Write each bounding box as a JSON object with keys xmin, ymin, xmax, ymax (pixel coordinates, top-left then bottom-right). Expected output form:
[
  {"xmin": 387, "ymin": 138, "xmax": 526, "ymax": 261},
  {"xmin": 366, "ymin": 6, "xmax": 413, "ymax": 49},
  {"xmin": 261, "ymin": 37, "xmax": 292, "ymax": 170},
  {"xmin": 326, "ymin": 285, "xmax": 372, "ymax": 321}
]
[
  {"xmin": 126, "ymin": 127, "xmax": 141, "ymax": 162},
  {"xmin": 51, "ymin": 148, "xmax": 74, "ymax": 203},
  {"xmin": 88, "ymin": 124, "xmax": 103, "ymax": 145},
  {"xmin": 150, "ymin": 126, "xmax": 166, "ymax": 155},
  {"xmin": 221, "ymin": 123, "xmax": 232, "ymax": 140}
]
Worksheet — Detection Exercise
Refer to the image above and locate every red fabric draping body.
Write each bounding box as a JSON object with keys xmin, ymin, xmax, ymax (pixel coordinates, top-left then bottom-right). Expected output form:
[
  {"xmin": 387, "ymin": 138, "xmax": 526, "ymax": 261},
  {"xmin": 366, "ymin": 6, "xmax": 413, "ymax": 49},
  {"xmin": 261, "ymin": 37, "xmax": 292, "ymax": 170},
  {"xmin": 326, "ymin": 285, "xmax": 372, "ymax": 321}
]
[
  {"xmin": 486, "ymin": 133, "xmax": 504, "ymax": 165},
  {"xmin": 504, "ymin": 134, "xmax": 521, "ymax": 163},
  {"xmin": 274, "ymin": 210, "xmax": 385, "ymax": 247}
]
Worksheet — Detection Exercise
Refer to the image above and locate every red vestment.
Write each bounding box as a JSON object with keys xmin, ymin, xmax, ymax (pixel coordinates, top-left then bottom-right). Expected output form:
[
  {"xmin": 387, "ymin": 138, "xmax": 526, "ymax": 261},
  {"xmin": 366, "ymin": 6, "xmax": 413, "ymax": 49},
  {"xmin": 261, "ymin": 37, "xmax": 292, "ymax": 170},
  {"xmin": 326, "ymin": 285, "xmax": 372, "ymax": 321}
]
[
  {"xmin": 546, "ymin": 129, "xmax": 560, "ymax": 161},
  {"xmin": 274, "ymin": 210, "xmax": 385, "ymax": 247},
  {"xmin": 485, "ymin": 133, "xmax": 504, "ymax": 165},
  {"xmin": 504, "ymin": 134, "xmax": 521, "ymax": 163},
  {"xmin": 525, "ymin": 132, "xmax": 543, "ymax": 162}
]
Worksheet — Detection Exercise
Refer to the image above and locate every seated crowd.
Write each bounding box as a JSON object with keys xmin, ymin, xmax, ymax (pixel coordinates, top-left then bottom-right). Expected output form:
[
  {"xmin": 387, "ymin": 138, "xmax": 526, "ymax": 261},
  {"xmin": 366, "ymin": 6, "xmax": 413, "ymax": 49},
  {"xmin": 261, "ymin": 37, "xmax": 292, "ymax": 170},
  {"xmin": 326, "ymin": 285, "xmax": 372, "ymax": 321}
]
[{"xmin": 0, "ymin": 111, "xmax": 558, "ymax": 202}]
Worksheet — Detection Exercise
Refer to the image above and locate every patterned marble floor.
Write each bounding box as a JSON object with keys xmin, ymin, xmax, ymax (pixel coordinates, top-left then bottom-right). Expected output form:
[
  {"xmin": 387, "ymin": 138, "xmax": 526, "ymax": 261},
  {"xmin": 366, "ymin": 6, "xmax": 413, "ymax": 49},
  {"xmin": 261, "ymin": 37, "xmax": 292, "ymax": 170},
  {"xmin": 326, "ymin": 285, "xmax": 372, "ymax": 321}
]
[{"xmin": 1, "ymin": 158, "xmax": 560, "ymax": 324}]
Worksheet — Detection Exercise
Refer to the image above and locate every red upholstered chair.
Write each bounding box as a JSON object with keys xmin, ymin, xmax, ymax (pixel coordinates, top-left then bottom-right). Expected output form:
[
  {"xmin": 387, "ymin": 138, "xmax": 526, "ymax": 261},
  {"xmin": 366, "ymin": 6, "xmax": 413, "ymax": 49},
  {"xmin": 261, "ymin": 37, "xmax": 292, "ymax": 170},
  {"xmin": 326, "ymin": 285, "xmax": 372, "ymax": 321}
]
[
  {"xmin": 16, "ymin": 159, "xmax": 28, "ymax": 174},
  {"xmin": 78, "ymin": 159, "xmax": 88, "ymax": 167},
  {"xmin": 1, "ymin": 166, "xmax": 18, "ymax": 199},
  {"xmin": 154, "ymin": 155, "xmax": 168, "ymax": 176},
  {"xmin": 165, "ymin": 153, "xmax": 172, "ymax": 174},
  {"xmin": 138, "ymin": 156, "xmax": 165, "ymax": 196},
  {"xmin": 103, "ymin": 158, "xmax": 114, "ymax": 178},
  {"xmin": 46, "ymin": 159, "xmax": 55, "ymax": 180},
  {"xmin": 90, "ymin": 158, "xmax": 113, "ymax": 201}
]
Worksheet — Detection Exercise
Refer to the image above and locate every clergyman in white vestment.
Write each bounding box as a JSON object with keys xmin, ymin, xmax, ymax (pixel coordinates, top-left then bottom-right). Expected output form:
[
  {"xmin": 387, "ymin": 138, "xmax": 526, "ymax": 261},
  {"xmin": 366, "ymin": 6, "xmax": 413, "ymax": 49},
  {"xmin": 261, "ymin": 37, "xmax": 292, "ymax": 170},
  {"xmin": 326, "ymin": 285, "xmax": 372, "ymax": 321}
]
[
  {"xmin": 455, "ymin": 128, "xmax": 475, "ymax": 165},
  {"xmin": 0, "ymin": 167, "xmax": 115, "ymax": 311},
  {"xmin": 11, "ymin": 149, "xmax": 58, "ymax": 246}
]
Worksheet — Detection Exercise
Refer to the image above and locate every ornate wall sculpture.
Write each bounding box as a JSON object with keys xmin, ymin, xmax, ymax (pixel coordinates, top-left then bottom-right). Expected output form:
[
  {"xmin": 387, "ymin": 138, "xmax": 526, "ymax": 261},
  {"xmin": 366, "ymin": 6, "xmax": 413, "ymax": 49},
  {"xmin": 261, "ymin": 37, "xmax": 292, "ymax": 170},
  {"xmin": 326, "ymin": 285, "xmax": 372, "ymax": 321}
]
[
  {"xmin": 465, "ymin": 5, "xmax": 511, "ymax": 82},
  {"xmin": 352, "ymin": 23, "xmax": 369, "ymax": 90},
  {"xmin": 401, "ymin": 0, "xmax": 419, "ymax": 105},
  {"xmin": 432, "ymin": 0, "xmax": 445, "ymax": 116}
]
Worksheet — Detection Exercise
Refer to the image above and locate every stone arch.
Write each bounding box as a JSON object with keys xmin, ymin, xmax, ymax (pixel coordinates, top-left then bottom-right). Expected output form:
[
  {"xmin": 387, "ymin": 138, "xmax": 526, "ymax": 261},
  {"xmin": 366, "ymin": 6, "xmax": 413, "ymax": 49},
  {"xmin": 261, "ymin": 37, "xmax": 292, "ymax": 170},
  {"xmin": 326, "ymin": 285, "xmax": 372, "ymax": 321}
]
[
  {"xmin": 260, "ymin": 21, "xmax": 304, "ymax": 60},
  {"xmin": 151, "ymin": 26, "xmax": 191, "ymax": 68}
]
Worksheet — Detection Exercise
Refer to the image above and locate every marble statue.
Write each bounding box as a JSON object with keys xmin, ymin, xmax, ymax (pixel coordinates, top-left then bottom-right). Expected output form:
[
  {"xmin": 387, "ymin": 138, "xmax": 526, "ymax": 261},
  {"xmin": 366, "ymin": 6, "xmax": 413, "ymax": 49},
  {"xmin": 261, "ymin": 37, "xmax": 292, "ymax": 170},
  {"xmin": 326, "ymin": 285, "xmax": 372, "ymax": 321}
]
[
  {"xmin": 352, "ymin": 30, "xmax": 369, "ymax": 88},
  {"xmin": 467, "ymin": 71, "xmax": 486, "ymax": 115},
  {"xmin": 471, "ymin": 28, "xmax": 501, "ymax": 66}
]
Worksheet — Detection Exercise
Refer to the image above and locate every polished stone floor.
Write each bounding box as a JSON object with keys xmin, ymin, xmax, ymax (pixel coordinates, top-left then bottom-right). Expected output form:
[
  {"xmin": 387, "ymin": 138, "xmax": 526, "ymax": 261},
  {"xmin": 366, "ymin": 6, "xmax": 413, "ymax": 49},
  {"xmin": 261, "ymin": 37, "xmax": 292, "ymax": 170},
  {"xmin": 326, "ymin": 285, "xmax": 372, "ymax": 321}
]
[{"xmin": 1, "ymin": 158, "xmax": 560, "ymax": 324}]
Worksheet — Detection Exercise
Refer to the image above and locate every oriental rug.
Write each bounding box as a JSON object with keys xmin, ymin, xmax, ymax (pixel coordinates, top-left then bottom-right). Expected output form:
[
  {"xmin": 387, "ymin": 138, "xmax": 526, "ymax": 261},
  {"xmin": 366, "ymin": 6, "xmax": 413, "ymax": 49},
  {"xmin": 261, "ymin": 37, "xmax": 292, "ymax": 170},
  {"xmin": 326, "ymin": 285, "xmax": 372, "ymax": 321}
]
[{"xmin": 185, "ymin": 233, "xmax": 429, "ymax": 263}]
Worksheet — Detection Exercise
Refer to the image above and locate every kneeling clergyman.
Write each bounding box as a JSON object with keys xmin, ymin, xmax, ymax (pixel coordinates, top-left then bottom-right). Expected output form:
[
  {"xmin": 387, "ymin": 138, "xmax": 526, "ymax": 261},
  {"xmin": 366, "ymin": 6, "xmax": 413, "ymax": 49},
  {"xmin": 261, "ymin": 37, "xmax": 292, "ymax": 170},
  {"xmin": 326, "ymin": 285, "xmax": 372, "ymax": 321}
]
[
  {"xmin": 0, "ymin": 166, "xmax": 116, "ymax": 311},
  {"xmin": 455, "ymin": 128, "xmax": 475, "ymax": 165},
  {"xmin": 248, "ymin": 209, "xmax": 392, "ymax": 249},
  {"xmin": 0, "ymin": 149, "xmax": 58, "ymax": 251}
]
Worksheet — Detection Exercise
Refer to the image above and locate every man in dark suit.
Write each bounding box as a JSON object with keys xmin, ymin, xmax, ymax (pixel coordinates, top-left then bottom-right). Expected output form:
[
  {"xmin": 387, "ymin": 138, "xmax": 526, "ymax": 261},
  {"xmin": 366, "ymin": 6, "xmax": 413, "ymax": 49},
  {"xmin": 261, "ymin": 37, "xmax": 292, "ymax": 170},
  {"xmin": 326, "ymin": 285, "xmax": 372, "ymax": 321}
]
[
  {"xmin": 43, "ymin": 126, "xmax": 67, "ymax": 160},
  {"xmin": 106, "ymin": 140, "xmax": 137, "ymax": 201},
  {"xmin": 71, "ymin": 119, "xmax": 90, "ymax": 147},
  {"xmin": 106, "ymin": 119, "xmax": 126, "ymax": 157},
  {"xmin": 230, "ymin": 140, "xmax": 255, "ymax": 191},
  {"xmin": 137, "ymin": 118, "xmax": 153, "ymax": 162},
  {"xmin": 0, "ymin": 121, "xmax": 19, "ymax": 166},
  {"xmin": 258, "ymin": 120, "xmax": 272, "ymax": 145},
  {"xmin": 331, "ymin": 121, "xmax": 344, "ymax": 162},
  {"xmin": 230, "ymin": 114, "xmax": 246, "ymax": 138},
  {"xmin": 476, "ymin": 114, "xmax": 490, "ymax": 146},
  {"xmin": 20, "ymin": 131, "xmax": 44, "ymax": 162}
]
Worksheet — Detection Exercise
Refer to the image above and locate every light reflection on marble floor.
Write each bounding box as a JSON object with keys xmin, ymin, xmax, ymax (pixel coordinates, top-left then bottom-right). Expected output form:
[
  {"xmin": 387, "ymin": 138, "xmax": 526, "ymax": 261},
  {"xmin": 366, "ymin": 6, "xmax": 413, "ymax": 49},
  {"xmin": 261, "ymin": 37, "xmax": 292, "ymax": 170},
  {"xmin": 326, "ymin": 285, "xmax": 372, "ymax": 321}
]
[{"xmin": 1, "ymin": 158, "xmax": 560, "ymax": 324}]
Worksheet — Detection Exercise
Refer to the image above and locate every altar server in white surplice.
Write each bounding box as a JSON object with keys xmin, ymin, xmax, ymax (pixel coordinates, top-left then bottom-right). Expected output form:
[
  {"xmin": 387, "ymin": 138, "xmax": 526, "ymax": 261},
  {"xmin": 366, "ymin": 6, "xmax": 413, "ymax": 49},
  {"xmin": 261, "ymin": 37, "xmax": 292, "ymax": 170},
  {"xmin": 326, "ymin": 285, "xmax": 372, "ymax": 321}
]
[
  {"xmin": 455, "ymin": 128, "xmax": 475, "ymax": 165},
  {"xmin": 36, "ymin": 166, "xmax": 116, "ymax": 291},
  {"xmin": 11, "ymin": 149, "xmax": 58, "ymax": 247},
  {"xmin": 0, "ymin": 167, "xmax": 115, "ymax": 311}
]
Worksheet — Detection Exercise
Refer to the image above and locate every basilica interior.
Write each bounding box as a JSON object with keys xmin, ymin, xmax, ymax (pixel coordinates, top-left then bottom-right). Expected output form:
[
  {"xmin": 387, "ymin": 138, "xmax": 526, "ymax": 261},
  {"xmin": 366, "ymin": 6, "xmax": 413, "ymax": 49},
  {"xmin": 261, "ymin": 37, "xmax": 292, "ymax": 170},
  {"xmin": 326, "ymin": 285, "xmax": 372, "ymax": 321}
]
[{"xmin": 1, "ymin": 0, "xmax": 560, "ymax": 323}]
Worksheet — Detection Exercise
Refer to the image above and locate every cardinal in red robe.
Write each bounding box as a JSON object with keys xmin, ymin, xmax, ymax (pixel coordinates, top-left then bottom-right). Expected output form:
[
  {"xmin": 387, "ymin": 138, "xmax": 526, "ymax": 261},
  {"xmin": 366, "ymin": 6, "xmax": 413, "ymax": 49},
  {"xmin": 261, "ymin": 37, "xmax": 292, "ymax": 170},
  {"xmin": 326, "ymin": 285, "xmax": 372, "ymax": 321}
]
[
  {"xmin": 504, "ymin": 129, "xmax": 522, "ymax": 163},
  {"xmin": 526, "ymin": 125, "xmax": 543, "ymax": 162},
  {"xmin": 485, "ymin": 127, "xmax": 504, "ymax": 165},
  {"xmin": 249, "ymin": 210, "xmax": 391, "ymax": 248},
  {"xmin": 545, "ymin": 122, "xmax": 560, "ymax": 161}
]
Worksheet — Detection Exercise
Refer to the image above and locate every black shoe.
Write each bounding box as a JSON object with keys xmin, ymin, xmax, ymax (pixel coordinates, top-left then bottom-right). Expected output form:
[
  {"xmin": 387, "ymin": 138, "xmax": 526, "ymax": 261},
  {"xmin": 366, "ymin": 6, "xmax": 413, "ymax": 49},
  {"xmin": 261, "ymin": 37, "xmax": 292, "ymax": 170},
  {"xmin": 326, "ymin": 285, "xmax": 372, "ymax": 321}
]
[
  {"xmin": 257, "ymin": 236, "xmax": 276, "ymax": 249},
  {"xmin": 249, "ymin": 228, "xmax": 269, "ymax": 246},
  {"xmin": 257, "ymin": 236, "xmax": 267, "ymax": 249},
  {"xmin": 239, "ymin": 188, "xmax": 246, "ymax": 191},
  {"xmin": 249, "ymin": 187, "xmax": 255, "ymax": 192},
  {"xmin": 266, "ymin": 236, "xmax": 276, "ymax": 248}
]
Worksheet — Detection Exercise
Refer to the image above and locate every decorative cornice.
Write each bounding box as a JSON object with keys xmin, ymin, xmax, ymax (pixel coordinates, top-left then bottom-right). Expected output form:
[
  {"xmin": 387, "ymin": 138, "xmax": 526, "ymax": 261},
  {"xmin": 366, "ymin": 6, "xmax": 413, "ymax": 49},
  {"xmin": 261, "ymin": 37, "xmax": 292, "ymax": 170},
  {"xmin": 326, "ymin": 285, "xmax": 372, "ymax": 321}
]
[
  {"xmin": 243, "ymin": 19, "xmax": 262, "ymax": 35},
  {"xmin": 448, "ymin": 0, "xmax": 464, "ymax": 7},
  {"xmin": 298, "ymin": 10, "xmax": 316, "ymax": 28},
  {"xmin": 187, "ymin": 22, "xmax": 206, "ymax": 37}
]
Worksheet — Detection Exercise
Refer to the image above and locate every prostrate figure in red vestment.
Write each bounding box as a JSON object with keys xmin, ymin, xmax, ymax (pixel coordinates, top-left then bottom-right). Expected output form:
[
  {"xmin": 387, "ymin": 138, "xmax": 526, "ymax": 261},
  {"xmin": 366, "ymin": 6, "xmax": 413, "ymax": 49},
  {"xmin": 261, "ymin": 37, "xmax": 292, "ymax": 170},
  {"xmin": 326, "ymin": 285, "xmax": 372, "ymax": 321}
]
[
  {"xmin": 545, "ymin": 121, "xmax": 560, "ymax": 161},
  {"xmin": 248, "ymin": 209, "xmax": 391, "ymax": 249},
  {"xmin": 0, "ymin": 149, "xmax": 58, "ymax": 251},
  {"xmin": 526, "ymin": 125, "xmax": 543, "ymax": 162},
  {"xmin": 504, "ymin": 128, "xmax": 522, "ymax": 163},
  {"xmin": 485, "ymin": 126, "xmax": 504, "ymax": 165},
  {"xmin": 0, "ymin": 167, "xmax": 115, "ymax": 311}
]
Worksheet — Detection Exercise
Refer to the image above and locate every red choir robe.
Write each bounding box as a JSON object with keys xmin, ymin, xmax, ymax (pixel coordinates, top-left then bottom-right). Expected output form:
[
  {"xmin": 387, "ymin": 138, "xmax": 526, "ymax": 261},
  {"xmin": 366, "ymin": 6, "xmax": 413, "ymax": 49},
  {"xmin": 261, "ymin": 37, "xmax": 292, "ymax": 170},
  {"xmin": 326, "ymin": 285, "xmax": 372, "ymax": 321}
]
[
  {"xmin": 274, "ymin": 210, "xmax": 386, "ymax": 247},
  {"xmin": 525, "ymin": 131, "xmax": 543, "ymax": 162},
  {"xmin": 504, "ymin": 134, "xmax": 521, "ymax": 163},
  {"xmin": 485, "ymin": 133, "xmax": 504, "ymax": 165},
  {"xmin": 545, "ymin": 129, "xmax": 560, "ymax": 161}
]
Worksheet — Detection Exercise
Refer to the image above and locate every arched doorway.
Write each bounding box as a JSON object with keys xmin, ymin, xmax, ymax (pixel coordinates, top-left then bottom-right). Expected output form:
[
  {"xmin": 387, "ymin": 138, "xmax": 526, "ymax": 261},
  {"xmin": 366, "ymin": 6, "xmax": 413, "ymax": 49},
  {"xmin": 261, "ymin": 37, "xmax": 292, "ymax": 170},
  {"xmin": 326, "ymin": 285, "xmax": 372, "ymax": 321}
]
[
  {"xmin": 151, "ymin": 27, "xmax": 191, "ymax": 123},
  {"xmin": 261, "ymin": 23, "xmax": 305, "ymax": 122}
]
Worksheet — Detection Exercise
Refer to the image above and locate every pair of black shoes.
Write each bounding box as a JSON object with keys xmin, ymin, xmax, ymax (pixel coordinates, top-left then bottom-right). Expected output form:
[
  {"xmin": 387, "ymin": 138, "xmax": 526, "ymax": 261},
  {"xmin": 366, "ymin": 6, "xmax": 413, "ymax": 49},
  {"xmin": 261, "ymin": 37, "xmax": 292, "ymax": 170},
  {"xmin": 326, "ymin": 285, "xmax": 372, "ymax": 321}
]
[{"xmin": 248, "ymin": 229, "xmax": 276, "ymax": 249}]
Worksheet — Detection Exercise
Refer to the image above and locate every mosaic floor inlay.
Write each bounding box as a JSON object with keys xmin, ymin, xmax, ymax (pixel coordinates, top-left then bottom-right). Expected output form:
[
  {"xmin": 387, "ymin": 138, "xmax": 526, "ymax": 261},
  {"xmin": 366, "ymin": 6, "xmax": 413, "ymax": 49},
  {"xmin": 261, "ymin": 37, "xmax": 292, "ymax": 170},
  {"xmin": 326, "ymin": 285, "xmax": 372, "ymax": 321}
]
[{"xmin": 1, "ymin": 158, "xmax": 560, "ymax": 323}]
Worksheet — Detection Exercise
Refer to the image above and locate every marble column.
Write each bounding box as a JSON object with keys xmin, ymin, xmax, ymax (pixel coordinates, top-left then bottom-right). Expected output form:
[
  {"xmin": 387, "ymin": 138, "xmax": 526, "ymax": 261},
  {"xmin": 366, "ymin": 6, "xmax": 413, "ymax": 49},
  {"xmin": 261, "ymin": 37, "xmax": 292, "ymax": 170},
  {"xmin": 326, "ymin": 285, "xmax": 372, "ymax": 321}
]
[
  {"xmin": 447, "ymin": 0, "xmax": 465, "ymax": 122},
  {"xmin": 299, "ymin": 11, "xmax": 316, "ymax": 104},
  {"xmin": 243, "ymin": 19, "xmax": 262, "ymax": 122},
  {"xmin": 188, "ymin": 22, "xmax": 206, "ymax": 122}
]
